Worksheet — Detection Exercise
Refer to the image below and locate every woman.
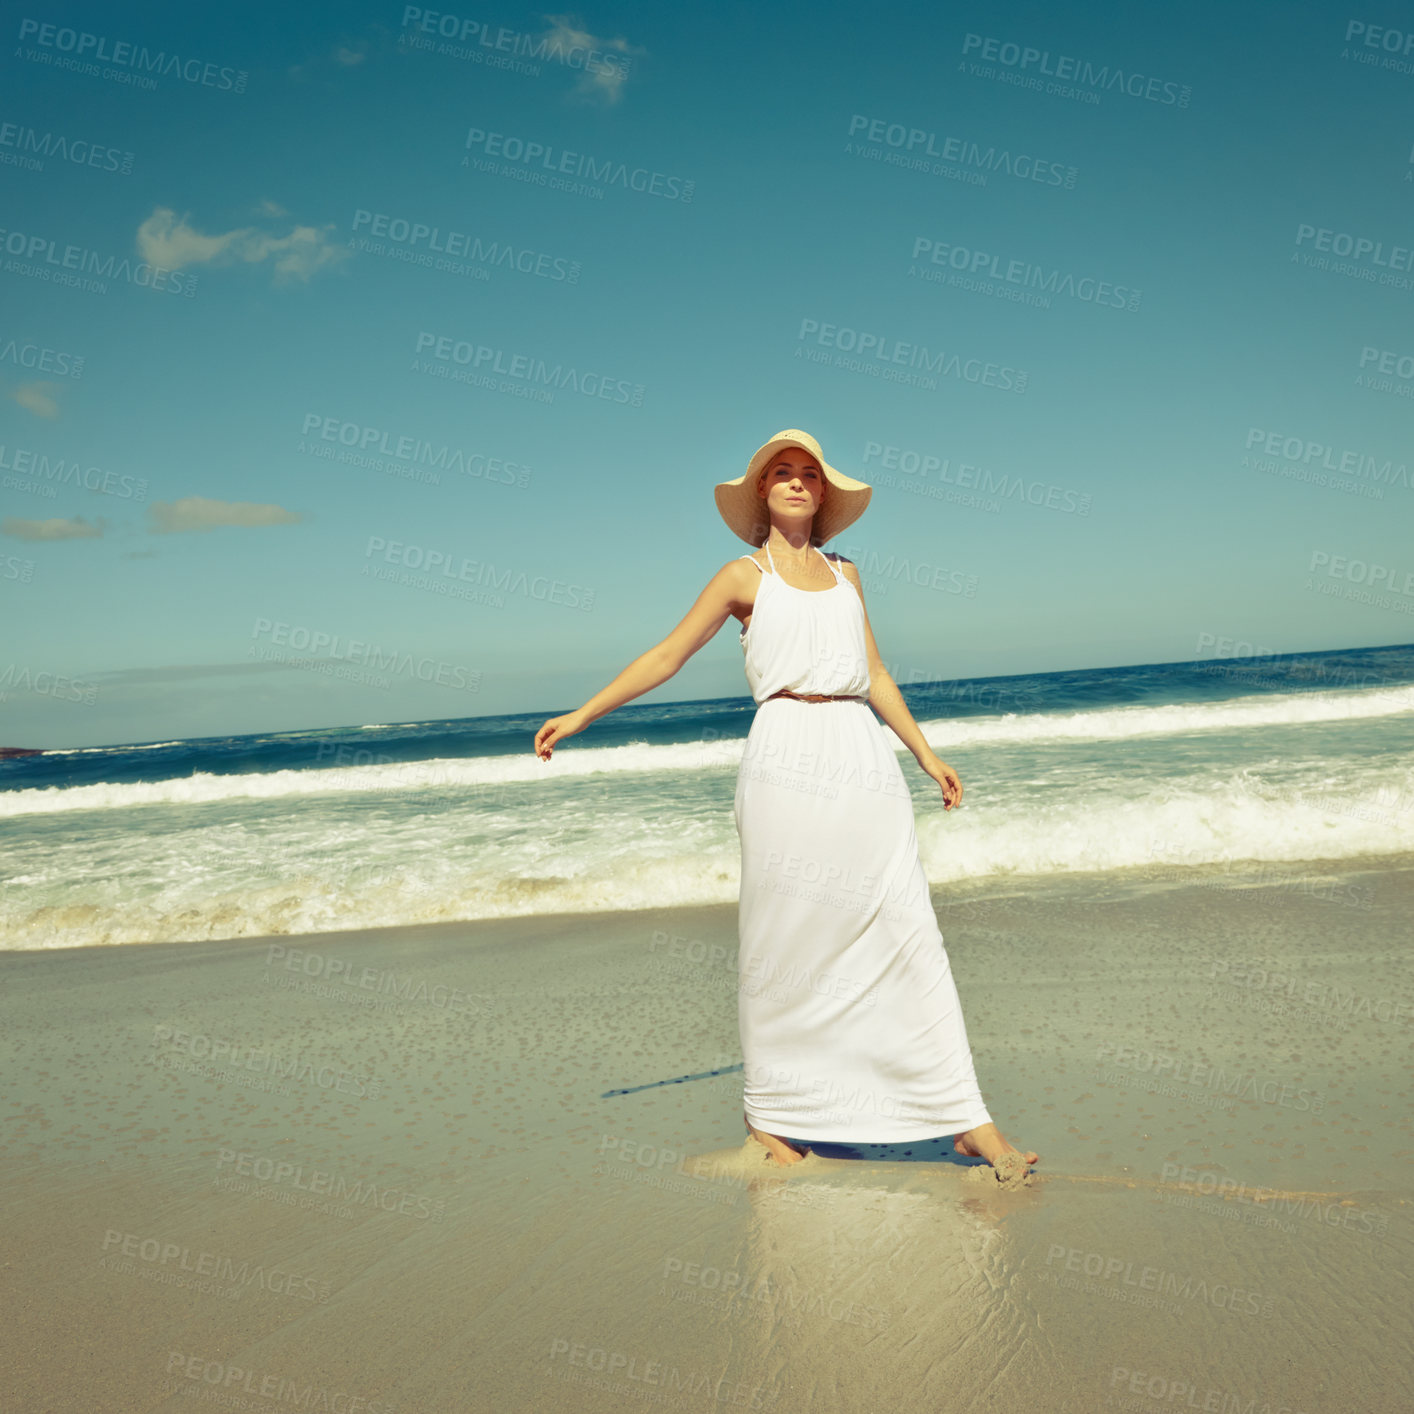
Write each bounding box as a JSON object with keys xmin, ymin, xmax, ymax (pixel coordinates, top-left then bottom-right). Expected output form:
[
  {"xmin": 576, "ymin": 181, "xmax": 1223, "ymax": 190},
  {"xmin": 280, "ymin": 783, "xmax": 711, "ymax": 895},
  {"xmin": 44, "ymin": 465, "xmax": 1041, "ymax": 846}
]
[{"xmin": 535, "ymin": 428, "xmax": 1038, "ymax": 1184}]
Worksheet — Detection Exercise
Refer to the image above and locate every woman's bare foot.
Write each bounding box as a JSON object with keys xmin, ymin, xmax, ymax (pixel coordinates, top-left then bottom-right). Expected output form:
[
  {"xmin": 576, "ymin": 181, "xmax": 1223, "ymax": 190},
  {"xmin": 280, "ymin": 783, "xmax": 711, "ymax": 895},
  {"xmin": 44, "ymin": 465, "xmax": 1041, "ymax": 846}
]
[
  {"xmin": 744, "ymin": 1111, "xmax": 809, "ymax": 1166},
  {"xmin": 953, "ymin": 1122, "xmax": 1039, "ymax": 1184}
]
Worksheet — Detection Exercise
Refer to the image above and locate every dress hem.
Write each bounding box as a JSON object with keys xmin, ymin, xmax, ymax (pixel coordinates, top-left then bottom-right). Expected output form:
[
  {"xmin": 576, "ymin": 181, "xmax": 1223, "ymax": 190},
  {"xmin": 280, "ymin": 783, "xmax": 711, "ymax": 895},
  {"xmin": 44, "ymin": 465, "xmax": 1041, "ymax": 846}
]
[{"xmin": 744, "ymin": 1104, "xmax": 994, "ymax": 1145}]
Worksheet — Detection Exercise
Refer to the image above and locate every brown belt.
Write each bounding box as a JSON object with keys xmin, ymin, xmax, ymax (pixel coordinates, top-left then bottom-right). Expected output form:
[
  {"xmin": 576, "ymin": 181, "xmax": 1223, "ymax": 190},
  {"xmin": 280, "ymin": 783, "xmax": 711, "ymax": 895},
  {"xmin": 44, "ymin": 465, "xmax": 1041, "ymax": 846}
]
[{"xmin": 763, "ymin": 689, "xmax": 868, "ymax": 704}]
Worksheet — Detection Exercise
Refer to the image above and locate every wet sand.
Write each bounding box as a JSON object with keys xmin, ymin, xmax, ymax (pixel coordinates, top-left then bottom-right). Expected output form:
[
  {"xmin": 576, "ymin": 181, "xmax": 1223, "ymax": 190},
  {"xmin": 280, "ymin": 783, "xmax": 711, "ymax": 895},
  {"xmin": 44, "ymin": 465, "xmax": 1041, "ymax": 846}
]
[{"xmin": 2, "ymin": 853, "xmax": 1411, "ymax": 1411}]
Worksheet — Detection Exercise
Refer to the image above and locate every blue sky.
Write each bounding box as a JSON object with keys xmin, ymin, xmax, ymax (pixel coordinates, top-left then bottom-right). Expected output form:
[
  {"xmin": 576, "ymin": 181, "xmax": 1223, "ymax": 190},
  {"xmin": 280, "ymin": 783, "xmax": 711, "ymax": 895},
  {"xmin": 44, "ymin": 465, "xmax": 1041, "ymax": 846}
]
[{"xmin": 3, "ymin": 0, "xmax": 1413, "ymax": 748}]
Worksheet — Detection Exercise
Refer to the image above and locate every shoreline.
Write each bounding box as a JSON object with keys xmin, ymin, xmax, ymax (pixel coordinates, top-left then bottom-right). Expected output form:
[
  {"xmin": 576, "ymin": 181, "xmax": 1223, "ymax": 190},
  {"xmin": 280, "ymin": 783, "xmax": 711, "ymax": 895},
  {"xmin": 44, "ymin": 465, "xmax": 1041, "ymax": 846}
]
[
  {"xmin": 4, "ymin": 847, "xmax": 1411, "ymax": 957},
  {"xmin": 2, "ymin": 849, "xmax": 1410, "ymax": 1411}
]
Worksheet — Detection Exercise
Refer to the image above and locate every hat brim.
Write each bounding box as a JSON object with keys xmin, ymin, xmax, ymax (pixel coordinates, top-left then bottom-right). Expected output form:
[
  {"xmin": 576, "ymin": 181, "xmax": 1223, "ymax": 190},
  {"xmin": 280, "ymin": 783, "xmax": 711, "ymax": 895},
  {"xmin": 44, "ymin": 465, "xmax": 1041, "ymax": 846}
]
[{"xmin": 714, "ymin": 430, "xmax": 871, "ymax": 547}]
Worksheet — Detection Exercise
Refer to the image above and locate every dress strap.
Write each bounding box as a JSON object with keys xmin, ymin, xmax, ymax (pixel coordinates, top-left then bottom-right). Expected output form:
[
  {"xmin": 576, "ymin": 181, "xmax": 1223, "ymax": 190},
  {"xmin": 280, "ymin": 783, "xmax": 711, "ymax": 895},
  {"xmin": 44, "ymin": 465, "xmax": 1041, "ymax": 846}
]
[
  {"xmin": 818, "ymin": 548, "xmax": 845, "ymax": 585},
  {"xmin": 738, "ymin": 552, "xmax": 765, "ymax": 575},
  {"xmin": 755, "ymin": 540, "xmax": 843, "ymax": 583}
]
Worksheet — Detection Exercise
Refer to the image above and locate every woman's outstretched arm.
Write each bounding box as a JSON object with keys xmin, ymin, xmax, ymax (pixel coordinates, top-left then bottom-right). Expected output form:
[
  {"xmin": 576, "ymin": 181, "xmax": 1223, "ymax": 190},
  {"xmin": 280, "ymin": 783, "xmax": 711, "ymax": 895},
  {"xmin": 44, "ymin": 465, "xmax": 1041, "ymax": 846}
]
[{"xmin": 534, "ymin": 560, "xmax": 748, "ymax": 760}]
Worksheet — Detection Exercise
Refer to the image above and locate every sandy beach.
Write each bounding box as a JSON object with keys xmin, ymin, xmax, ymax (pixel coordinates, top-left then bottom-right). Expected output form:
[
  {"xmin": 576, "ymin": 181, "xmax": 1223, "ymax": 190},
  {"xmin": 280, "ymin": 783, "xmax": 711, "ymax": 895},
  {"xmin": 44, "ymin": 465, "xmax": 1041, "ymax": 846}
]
[{"xmin": 2, "ymin": 852, "xmax": 1410, "ymax": 1412}]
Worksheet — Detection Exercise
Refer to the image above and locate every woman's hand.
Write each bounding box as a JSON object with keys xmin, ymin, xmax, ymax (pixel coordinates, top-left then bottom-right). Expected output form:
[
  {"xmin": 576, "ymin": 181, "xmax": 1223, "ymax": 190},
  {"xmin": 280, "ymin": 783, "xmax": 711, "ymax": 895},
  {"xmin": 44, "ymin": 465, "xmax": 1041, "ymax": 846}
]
[
  {"xmin": 535, "ymin": 709, "xmax": 588, "ymax": 761},
  {"xmin": 922, "ymin": 756, "xmax": 964, "ymax": 810}
]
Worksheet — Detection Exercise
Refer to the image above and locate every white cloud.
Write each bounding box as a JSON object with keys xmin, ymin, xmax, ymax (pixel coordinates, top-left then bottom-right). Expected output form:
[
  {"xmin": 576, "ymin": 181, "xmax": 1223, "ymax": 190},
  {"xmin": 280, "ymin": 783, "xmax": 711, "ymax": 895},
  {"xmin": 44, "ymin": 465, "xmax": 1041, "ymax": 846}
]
[
  {"xmin": 10, "ymin": 381, "xmax": 60, "ymax": 418},
  {"xmin": 136, "ymin": 207, "xmax": 351, "ymax": 283},
  {"xmin": 146, "ymin": 496, "xmax": 304, "ymax": 535},
  {"xmin": 3, "ymin": 515, "xmax": 106, "ymax": 541},
  {"xmin": 287, "ymin": 37, "xmax": 369, "ymax": 79},
  {"xmin": 540, "ymin": 13, "xmax": 642, "ymax": 104}
]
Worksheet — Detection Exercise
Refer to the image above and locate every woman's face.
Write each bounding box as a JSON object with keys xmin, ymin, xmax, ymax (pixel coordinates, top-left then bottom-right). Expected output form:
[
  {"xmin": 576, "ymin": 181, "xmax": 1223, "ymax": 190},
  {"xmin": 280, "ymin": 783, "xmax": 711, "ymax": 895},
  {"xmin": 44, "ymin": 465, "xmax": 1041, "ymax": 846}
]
[{"xmin": 758, "ymin": 448, "xmax": 825, "ymax": 528}]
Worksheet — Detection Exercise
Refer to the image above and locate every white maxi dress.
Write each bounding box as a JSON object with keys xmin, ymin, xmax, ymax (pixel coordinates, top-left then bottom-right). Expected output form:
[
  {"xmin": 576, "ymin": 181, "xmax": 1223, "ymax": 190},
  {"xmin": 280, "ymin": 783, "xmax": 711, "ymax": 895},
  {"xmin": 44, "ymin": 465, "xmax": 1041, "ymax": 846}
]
[{"xmin": 734, "ymin": 540, "xmax": 994, "ymax": 1144}]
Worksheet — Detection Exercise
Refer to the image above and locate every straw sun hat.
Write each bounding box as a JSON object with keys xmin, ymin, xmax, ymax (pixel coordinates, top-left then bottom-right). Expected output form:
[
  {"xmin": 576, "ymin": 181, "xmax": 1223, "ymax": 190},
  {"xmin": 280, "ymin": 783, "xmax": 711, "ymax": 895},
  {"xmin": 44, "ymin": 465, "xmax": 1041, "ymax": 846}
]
[{"xmin": 714, "ymin": 428, "xmax": 872, "ymax": 548}]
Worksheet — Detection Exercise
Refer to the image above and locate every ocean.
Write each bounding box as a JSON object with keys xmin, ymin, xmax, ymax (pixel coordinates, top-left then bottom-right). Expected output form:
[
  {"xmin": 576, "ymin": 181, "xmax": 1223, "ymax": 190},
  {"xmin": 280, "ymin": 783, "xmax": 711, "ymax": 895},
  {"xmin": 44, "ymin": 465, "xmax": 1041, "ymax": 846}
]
[{"xmin": 3, "ymin": 643, "xmax": 1412, "ymax": 950}]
